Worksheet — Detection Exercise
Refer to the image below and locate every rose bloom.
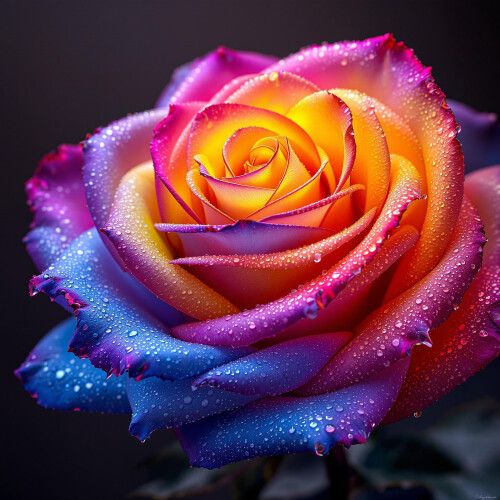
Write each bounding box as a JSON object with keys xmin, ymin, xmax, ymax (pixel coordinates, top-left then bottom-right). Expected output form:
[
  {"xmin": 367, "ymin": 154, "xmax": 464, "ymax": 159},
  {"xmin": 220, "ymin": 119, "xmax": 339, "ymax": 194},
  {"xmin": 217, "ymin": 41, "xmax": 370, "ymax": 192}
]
[{"xmin": 18, "ymin": 34, "xmax": 500, "ymax": 468}]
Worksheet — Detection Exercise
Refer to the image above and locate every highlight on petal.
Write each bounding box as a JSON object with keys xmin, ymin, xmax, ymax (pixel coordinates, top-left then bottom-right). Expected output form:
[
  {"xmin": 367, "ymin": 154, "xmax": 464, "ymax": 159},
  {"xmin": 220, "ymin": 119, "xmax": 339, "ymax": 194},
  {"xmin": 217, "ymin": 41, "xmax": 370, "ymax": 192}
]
[
  {"xmin": 449, "ymin": 100, "xmax": 500, "ymax": 173},
  {"xmin": 170, "ymin": 208, "xmax": 375, "ymax": 269},
  {"xmin": 128, "ymin": 376, "xmax": 260, "ymax": 441},
  {"xmin": 176, "ymin": 358, "xmax": 409, "ymax": 469},
  {"xmin": 171, "ymin": 154, "xmax": 422, "ymax": 346},
  {"xmin": 15, "ymin": 317, "xmax": 130, "ymax": 414},
  {"xmin": 268, "ymin": 35, "xmax": 464, "ymax": 293},
  {"xmin": 156, "ymin": 47, "xmax": 277, "ymax": 107},
  {"xmin": 30, "ymin": 228, "xmax": 253, "ymax": 381},
  {"xmin": 193, "ymin": 332, "xmax": 353, "ymax": 396},
  {"xmin": 102, "ymin": 162, "xmax": 239, "ymax": 320},
  {"xmin": 299, "ymin": 196, "xmax": 485, "ymax": 396},
  {"xmin": 83, "ymin": 108, "xmax": 170, "ymax": 261},
  {"xmin": 384, "ymin": 165, "xmax": 500, "ymax": 423},
  {"xmin": 25, "ymin": 144, "xmax": 93, "ymax": 271}
]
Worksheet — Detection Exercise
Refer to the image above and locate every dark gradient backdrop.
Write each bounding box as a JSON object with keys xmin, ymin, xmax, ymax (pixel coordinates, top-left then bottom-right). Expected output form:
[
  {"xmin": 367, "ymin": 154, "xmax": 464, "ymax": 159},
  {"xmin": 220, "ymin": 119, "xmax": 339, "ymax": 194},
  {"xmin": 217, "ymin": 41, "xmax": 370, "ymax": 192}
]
[{"xmin": 1, "ymin": 1, "xmax": 499, "ymax": 499}]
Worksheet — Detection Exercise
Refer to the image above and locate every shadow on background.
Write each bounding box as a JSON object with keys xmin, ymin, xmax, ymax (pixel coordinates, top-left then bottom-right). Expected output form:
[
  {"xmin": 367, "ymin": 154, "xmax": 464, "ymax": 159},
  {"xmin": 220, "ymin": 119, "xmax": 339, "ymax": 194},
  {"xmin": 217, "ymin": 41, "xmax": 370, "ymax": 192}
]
[{"xmin": 1, "ymin": 1, "xmax": 499, "ymax": 499}]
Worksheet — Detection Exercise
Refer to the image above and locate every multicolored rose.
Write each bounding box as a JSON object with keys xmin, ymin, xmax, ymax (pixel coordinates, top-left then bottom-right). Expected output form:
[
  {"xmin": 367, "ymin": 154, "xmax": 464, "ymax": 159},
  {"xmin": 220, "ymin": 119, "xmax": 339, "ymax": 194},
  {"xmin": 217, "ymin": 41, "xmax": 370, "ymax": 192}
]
[{"xmin": 17, "ymin": 34, "xmax": 500, "ymax": 468}]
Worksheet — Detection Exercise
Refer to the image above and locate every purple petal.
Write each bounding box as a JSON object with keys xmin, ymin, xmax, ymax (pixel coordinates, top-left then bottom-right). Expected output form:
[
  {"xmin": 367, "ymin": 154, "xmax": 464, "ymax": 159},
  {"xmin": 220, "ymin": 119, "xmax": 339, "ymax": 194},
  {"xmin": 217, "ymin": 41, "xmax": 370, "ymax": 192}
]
[
  {"xmin": 193, "ymin": 332, "xmax": 352, "ymax": 396},
  {"xmin": 128, "ymin": 377, "xmax": 259, "ymax": 440},
  {"xmin": 155, "ymin": 47, "xmax": 277, "ymax": 107},
  {"xmin": 176, "ymin": 358, "xmax": 409, "ymax": 468},
  {"xmin": 155, "ymin": 220, "xmax": 333, "ymax": 257},
  {"xmin": 298, "ymin": 196, "xmax": 485, "ymax": 396},
  {"xmin": 30, "ymin": 228, "xmax": 253, "ymax": 380},
  {"xmin": 25, "ymin": 144, "xmax": 93, "ymax": 271},
  {"xmin": 16, "ymin": 317, "xmax": 130, "ymax": 414},
  {"xmin": 449, "ymin": 100, "xmax": 500, "ymax": 173}
]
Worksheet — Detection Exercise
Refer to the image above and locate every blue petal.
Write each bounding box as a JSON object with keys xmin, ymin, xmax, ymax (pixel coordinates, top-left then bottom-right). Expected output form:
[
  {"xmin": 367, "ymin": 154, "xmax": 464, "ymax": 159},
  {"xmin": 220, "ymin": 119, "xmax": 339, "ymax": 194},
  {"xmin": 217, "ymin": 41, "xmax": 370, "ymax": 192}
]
[
  {"xmin": 16, "ymin": 317, "xmax": 130, "ymax": 414},
  {"xmin": 30, "ymin": 228, "xmax": 254, "ymax": 381},
  {"xmin": 176, "ymin": 358, "xmax": 409, "ymax": 468},
  {"xmin": 128, "ymin": 376, "xmax": 259, "ymax": 440}
]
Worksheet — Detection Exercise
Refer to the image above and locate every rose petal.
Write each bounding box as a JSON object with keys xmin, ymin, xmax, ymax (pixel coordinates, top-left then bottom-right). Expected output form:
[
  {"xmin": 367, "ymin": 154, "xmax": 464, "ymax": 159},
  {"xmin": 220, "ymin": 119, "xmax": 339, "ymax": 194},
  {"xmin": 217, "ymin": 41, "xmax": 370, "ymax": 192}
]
[
  {"xmin": 449, "ymin": 100, "xmax": 500, "ymax": 173},
  {"xmin": 225, "ymin": 71, "xmax": 321, "ymax": 115},
  {"xmin": 275, "ymin": 224, "xmax": 420, "ymax": 346},
  {"xmin": 187, "ymin": 103, "xmax": 320, "ymax": 180},
  {"xmin": 152, "ymin": 102, "xmax": 207, "ymax": 225},
  {"xmin": 193, "ymin": 332, "xmax": 352, "ymax": 396},
  {"xmin": 176, "ymin": 358, "xmax": 409, "ymax": 468},
  {"xmin": 170, "ymin": 208, "xmax": 375, "ymax": 269},
  {"xmin": 299, "ymin": 196, "xmax": 485, "ymax": 396},
  {"xmin": 15, "ymin": 317, "xmax": 130, "ymax": 414},
  {"xmin": 384, "ymin": 165, "xmax": 500, "ymax": 422},
  {"xmin": 171, "ymin": 154, "xmax": 421, "ymax": 346},
  {"xmin": 155, "ymin": 47, "xmax": 277, "ymax": 107},
  {"xmin": 29, "ymin": 228, "xmax": 253, "ymax": 381},
  {"xmin": 155, "ymin": 220, "xmax": 333, "ymax": 257},
  {"xmin": 128, "ymin": 376, "xmax": 259, "ymax": 440},
  {"xmin": 83, "ymin": 108, "xmax": 171, "ymax": 262},
  {"xmin": 25, "ymin": 144, "xmax": 93, "ymax": 270},
  {"xmin": 102, "ymin": 162, "xmax": 240, "ymax": 319},
  {"xmin": 268, "ymin": 35, "xmax": 464, "ymax": 293}
]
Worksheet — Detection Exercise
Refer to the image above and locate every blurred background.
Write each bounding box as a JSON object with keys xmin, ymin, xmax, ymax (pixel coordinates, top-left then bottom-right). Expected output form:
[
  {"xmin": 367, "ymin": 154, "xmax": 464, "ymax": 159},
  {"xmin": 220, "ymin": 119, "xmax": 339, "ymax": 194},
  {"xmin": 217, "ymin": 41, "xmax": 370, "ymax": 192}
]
[{"xmin": 1, "ymin": 1, "xmax": 499, "ymax": 499}]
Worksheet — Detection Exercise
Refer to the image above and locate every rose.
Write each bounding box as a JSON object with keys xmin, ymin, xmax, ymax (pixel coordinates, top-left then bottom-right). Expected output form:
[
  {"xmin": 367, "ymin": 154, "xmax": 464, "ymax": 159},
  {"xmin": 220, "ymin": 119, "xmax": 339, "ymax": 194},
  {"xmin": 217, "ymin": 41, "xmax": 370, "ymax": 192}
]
[{"xmin": 17, "ymin": 35, "xmax": 500, "ymax": 469}]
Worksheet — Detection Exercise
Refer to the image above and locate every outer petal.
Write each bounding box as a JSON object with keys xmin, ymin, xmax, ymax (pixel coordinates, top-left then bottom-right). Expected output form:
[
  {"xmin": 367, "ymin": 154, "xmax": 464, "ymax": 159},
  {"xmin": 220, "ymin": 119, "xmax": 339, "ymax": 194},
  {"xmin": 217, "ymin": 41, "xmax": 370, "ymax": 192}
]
[
  {"xmin": 155, "ymin": 47, "xmax": 277, "ymax": 107},
  {"xmin": 384, "ymin": 165, "xmax": 500, "ymax": 422},
  {"xmin": 176, "ymin": 358, "xmax": 409, "ymax": 469},
  {"xmin": 83, "ymin": 109, "xmax": 170, "ymax": 262},
  {"xmin": 128, "ymin": 377, "xmax": 259, "ymax": 440},
  {"xmin": 16, "ymin": 317, "xmax": 130, "ymax": 414},
  {"xmin": 192, "ymin": 332, "xmax": 353, "ymax": 396},
  {"xmin": 171, "ymin": 155, "xmax": 421, "ymax": 346},
  {"xmin": 449, "ymin": 100, "xmax": 500, "ymax": 173},
  {"xmin": 103, "ymin": 163, "xmax": 239, "ymax": 320},
  {"xmin": 299, "ymin": 196, "xmax": 485, "ymax": 396},
  {"xmin": 269, "ymin": 35, "xmax": 464, "ymax": 293},
  {"xmin": 29, "ymin": 228, "xmax": 253, "ymax": 381},
  {"xmin": 25, "ymin": 144, "xmax": 93, "ymax": 270}
]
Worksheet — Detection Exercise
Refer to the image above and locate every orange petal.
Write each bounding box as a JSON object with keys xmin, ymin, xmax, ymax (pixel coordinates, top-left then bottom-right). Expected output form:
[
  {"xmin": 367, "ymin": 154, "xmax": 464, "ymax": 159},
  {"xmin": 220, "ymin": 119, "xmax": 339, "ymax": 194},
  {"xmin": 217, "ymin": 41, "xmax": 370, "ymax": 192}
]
[{"xmin": 225, "ymin": 71, "xmax": 321, "ymax": 115}]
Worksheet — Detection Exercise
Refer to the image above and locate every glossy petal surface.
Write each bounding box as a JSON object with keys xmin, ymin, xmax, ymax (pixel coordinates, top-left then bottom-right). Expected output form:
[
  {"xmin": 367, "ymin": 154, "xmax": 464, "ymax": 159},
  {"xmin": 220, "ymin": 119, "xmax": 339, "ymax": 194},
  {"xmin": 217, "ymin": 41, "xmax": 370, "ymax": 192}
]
[
  {"xmin": 177, "ymin": 358, "xmax": 409, "ymax": 468},
  {"xmin": 384, "ymin": 166, "xmax": 500, "ymax": 422},
  {"xmin": 16, "ymin": 317, "xmax": 130, "ymax": 414},
  {"xmin": 30, "ymin": 229, "xmax": 253, "ymax": 381},
  {"xmin": 193, "ymin": 332, "xmax": 352, "ymax": 396},
  {"xmin": 128, "ymin": 376, "xmax": 259, "ymax": 440}
]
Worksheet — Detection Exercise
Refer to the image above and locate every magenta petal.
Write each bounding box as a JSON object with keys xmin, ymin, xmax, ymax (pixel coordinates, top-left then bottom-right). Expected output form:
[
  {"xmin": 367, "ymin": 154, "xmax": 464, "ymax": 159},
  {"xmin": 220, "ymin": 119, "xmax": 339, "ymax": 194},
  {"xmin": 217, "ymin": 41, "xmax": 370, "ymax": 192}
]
[
  {"xmin": 193, "ymin": 332, "xmax": 352, "ymax": 396},
  {"xmin": 171, "ymin": 159, "xmax": 421, "ymax": 347},
  {"xmin": 176, "ymin": 358, "xmax": 409, "ymax": 468},
  {"xmin": 299, "ymin": 197, "xmax": 485, "ymax": 396},
  {"xmin": 449, "ymin": 100, "xmax": 500, "ymax": 173},
  {"xmin": 155, "ymin": 47, "xmax": 277, "ymax": 107},
  {"xmin": 25, "ymin": 144, "xmax": 93, "ymax": 271},
  {"xmin": 384, "ymin": 165, "xmax": 500, "ymax": 423},
  {"xmin": 156, "ymin": 220, "xmax": 333, "ymax": 257}
]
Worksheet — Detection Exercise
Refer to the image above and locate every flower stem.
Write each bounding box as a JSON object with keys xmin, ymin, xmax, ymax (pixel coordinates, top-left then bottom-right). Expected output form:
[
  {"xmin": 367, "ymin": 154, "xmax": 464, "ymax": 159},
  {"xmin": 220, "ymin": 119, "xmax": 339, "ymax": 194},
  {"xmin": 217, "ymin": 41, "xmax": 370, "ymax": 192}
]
[{"xmin": 324, "ymin": 445, "xmax": 350, "ymax": 500}]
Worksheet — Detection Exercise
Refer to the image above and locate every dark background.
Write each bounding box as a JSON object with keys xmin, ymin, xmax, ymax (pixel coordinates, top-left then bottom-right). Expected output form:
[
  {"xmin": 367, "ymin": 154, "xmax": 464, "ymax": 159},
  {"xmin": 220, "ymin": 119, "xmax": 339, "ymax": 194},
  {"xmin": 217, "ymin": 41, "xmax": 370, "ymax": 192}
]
[{"xmin": 1, "ymin": 1, "xmax": 500, "ymax": 499}]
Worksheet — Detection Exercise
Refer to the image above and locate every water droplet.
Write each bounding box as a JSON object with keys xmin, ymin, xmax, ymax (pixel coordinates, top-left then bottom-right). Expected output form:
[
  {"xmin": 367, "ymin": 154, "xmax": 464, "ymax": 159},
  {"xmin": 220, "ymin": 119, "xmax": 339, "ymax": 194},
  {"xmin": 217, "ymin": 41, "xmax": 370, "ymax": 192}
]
[
  {"xmin": 55, "ymin": 370, "xmax": 65, "ymax": 380},
  {"xmin": 325, "ymin": 424, "xmax": 335, "ymax": 433},
  {"xmin": 414, "ymin": 411, "xmax": 422, "ymax": 418},
  {"xmin": 313, "ymin": 253, "xmax": 322, "ymax": 263}
]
